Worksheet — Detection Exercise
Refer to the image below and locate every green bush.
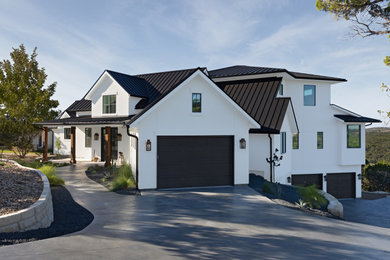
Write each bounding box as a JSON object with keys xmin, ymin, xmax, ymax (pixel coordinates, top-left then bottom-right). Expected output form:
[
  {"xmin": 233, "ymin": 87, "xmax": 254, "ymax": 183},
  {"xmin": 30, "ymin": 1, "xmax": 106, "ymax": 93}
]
[
  {"xmin": 298, "ymin": 185, "xmax": 327, "ymax": 209},
  {"xmin": 16, "ymin": 159, "xmax": 68, "ymax": 169},
  {"xmin": 38, "ymin": 165, "xmax": 65, "ymax": 186},
  {"xmin": 110, "ymin": 163, "xmax": 136, "ymax": 191},
  {"xmin": 362, "ymin": 162, "xmax": 390, "ymax": 192},
  {"xmin": 262, "ymin": 181, "xmax": 276, "ymax": 195}
]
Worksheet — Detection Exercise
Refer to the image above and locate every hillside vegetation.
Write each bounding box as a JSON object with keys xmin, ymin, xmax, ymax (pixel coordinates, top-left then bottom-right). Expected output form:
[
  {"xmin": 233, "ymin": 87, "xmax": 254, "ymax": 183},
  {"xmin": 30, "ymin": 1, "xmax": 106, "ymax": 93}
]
[{"xmin": 366, "ymin": 128, "xmax": 390, "ymax": 164}]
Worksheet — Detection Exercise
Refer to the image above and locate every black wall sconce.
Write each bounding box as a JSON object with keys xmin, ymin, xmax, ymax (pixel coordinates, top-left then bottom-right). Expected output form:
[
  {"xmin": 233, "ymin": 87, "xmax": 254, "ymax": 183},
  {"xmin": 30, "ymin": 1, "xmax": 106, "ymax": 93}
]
[
  {"xmin": 146, "ymin": 139, "xmax": 151, "ymax": 151},
  {"xmin": 240, "ymin": 138, "xmax": 246, "ymax": 149},
  {"xmin": 94, "ymin": 133, "xmax": 99, "ymax": 141},
  {"xmin": 357, "ymin": 174, "xmax": 362, "ymax": 180},
  {"xmin": 287, "ymin": 176, "xmax": 291, "ymax": 183},
  {"xmin": 324, "ymin": 175, "xmax": 327, "ymax": 182},
  {"xmin": 117, "ymin": 133, "xmax": 122, "ymax": 141}
]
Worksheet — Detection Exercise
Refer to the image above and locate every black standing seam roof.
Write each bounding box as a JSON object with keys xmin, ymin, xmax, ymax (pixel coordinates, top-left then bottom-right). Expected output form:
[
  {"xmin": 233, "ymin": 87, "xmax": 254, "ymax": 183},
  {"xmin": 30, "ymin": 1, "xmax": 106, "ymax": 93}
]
[
  {"xmin": 66, "ymin": 99, "xmax": 91, "ymax": 112},
  {"xmin": 334, "ymin": 114, "xmax": 381, "ymax": 123},
  {"xmin": 36, "ymin": 116, "xmax": 134, "ymax": 126},
  {"xmin": 215, "ymin": 77, "xmax": 291, "ymax": 133},
  {"xmin": 209, "ymin": 65, "xmax": 347, "ymax": 82}
]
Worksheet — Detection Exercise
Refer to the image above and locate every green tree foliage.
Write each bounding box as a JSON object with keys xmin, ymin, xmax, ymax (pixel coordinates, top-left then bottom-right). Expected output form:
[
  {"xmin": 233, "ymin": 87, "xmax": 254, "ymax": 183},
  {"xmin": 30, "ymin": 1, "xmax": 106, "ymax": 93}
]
[
  {"xmin": 362, "ymin": 161, "xmax": 390, "ymax": 191},
  {"xmin": 366, "ymin": 127, "xmax": 390, "ymax": 163},
  {"xmin": 0, "ymin": 44, "xmax": 59, "ymax": 158}
]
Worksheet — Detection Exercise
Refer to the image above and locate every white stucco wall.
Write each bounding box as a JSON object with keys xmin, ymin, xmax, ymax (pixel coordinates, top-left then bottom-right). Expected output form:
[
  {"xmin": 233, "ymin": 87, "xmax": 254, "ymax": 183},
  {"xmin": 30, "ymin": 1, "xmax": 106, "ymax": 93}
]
[
  {"xmin": 132, "ymin": 72, "xmax": 257, "ymax": 189},
  {"xmin": 249, "ymin": 134, "xmax": 270, "ymax": 180}
]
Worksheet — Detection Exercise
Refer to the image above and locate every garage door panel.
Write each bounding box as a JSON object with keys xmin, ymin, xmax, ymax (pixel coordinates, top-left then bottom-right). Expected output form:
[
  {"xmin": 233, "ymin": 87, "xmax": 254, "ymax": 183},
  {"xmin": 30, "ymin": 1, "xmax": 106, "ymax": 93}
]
[
  {"xmin": 157, "ymin": 136, "xmax": 234, "ymax": 189},
  {"xmin": 326, "ymin": 173, "xmax": 356, "ymax": 199}
]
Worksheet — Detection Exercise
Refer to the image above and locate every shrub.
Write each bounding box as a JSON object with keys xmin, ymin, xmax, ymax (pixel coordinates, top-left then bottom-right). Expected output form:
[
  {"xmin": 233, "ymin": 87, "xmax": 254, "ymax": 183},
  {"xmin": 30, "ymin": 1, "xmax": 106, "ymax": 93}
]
[
  {"xmin": 297, "ymin": 185, "xmax": 327, "ymax": 209},
  {"xmin": 38, "ymin": 165, "xmax": 65, "ymax": 186},
  {"xmin": 110, "ymin": 163, "xmax": 135, "ymax": 191},
  {"xmin": 262, "ymin": 181, "xmax": 276, "ymax": 196},
  {"xmin": 362, "ymin": 162, "xmax": 390, "ymax": 192}
]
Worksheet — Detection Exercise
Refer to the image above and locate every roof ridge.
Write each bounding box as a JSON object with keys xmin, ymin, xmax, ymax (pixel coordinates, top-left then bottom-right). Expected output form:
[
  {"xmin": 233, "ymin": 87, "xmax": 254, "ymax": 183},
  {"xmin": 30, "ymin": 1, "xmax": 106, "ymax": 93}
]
[{"xmin": 135, "ymin": 67, "xmax": 205, "ymax": 76}]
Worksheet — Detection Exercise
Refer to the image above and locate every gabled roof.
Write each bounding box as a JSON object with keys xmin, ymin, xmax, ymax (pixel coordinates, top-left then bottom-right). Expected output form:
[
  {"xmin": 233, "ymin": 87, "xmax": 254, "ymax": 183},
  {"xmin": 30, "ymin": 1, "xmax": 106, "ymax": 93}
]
[
  {"xmin": 209, "ymin": 65, "xmax": 347, "ymax": 82},
  {"xmin": 215, "ymin": 77, "xmax": 291, "ymax": 133},
  {"xmin": 106, "ymin": 70, "xmax": 150, "ymax": 98},
  {"xmin": 66, "ymin": 99, "xmax": 91, "ymax": 112},
  {"xmin": 334, "ymin": 115, "xmax": 381, "ymax": 123}
]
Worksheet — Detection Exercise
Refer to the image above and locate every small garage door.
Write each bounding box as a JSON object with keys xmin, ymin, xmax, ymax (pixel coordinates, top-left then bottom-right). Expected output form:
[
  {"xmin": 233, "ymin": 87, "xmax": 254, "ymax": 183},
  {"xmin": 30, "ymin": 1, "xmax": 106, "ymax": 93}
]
[
  {"xmin": 157, "ymin": 136, "xmax": 234, "ymax": 189},
  {"xmin": 292, "ymin": 174, "xmax": 323, "ymax": 190},
  {"xmin": 326, "ymin": 173, "xmax": 356, "ymax": 199}
]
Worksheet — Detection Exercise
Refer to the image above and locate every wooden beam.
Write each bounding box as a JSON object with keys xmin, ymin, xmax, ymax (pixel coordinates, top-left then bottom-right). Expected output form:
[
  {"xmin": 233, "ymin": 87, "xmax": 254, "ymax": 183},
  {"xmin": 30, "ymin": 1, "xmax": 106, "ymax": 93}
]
[
  {"xmin": 42, "ymin": 127, "xmax": 48, "ymax": 162},
  {"xmin": 105, "ymin": 126, "xmax": 111, "ymax": 167},
  {"xmin": 70, "ymin": 126, "xmax": 76, "ymax": 164}
]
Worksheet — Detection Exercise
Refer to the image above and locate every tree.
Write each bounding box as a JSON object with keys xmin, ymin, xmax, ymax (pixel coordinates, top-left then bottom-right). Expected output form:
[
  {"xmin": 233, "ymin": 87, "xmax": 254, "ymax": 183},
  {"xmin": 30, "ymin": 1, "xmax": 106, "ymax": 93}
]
[{"xmin": 0, "ymin": 44, "xmax": 59, "ymax": 158}]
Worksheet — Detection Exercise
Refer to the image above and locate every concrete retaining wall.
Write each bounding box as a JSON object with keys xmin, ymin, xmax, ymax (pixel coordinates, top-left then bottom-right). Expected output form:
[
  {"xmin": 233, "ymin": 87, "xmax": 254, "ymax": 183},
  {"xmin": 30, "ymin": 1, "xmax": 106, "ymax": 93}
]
[{"xmin": 0, "ymin": 159, "xmax": 54, "ymax": 232}]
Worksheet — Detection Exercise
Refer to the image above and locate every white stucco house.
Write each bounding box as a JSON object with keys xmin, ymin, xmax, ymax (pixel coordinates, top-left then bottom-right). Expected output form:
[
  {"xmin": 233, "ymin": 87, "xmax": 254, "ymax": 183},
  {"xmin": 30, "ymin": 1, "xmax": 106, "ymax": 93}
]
[{"xmin": 37, "ymin": 65, "xmax": 380, "ymax": 198}]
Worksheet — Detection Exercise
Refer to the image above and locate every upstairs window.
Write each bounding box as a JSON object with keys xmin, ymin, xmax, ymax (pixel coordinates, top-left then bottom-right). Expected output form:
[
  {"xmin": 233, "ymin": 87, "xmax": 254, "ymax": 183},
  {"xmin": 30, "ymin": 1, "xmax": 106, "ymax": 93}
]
[
  {"xmin": 281, "ymin": 132, "xmax": 286, "ymax": 154},
  {"xmin": 64, "ymin": 128, "xmax": 71, "ymax": 139},
  {"xmin": 85, "ymin": 128, "xmax": 92, "ymax": 147},
  {"xmin": 103, "ymin": 95, "xmax": 116, "ymax": 114},
  {"xmin": 292, "ymin": 133, "xmax": 299, "ymax": 149},
  {"xmin": 304, "ymin": 85, "xmax": 316, "ymax": 106},
  {"xmin": 347, "ymin": 125, "xmax": 361, "ymax": 148},
  {"xmin": 317, "ymin": 132, "xmax": 323, "ymax": 149},
  {"xmin": 192, "ymin": 93, "xmax": 201, "ymax": 113},
  {"xmin": 278, "ymin": 84, "xmax": 284, "ymax": 96}
]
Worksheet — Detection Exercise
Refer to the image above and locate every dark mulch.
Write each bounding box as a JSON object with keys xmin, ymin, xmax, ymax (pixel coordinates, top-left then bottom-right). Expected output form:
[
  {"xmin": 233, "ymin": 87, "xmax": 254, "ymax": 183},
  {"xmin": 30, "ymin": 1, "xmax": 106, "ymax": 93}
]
[
  {"xmin": 249, "ymin": 174, "xmax": 336, "ymax": 219},
  {"xmin": 0, "ymin": 186, "xmax": 94, "ymax": 246},
  {"xmin": 85, "ymin": 168, "xmax": 140, "ymax": 196}
]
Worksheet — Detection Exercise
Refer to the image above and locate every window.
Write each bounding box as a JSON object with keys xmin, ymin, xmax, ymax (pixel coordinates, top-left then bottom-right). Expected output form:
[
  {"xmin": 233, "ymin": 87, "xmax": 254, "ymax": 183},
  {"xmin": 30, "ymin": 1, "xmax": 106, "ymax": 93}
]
[
  {"xmin": 317, "ymin": 132, "xmax": 323, "ymax": 149},
  {"xmin": 64, "ymin": 128, "xmax": 71, "ymax": 139},
  {"xmin": 278, "ymin": 84, "xmax": 284, "ymax": 96},
  {"xmin": 292, "ymin": 133, "xmax": 299, "ymax": 149},
  {"xmin": 347, "ymin": 125, "xmax": 361, "ymax": 148},
  {"xmin": 304, "ymin": 85, "xmax": 316, "ymax": 106},
  {"xmin": 85, "ymin": 128, "xmax": 92, "ymax": 147},
  {"xmin": 192, "ymin": 93, "xmax": 201, "ymax": 113},
  {"xmin": 103, "ymin": 95, "xmax": 116, "ymax": 114},
  {"xmin": 281, "ymin": 132, "xmax": 286, "ymax": 154}
]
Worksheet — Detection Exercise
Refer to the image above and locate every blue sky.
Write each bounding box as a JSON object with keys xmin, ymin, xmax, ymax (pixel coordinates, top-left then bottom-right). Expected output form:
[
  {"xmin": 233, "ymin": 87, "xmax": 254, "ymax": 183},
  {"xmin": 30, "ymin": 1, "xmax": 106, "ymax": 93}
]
[{"xmin": 0, "ymin": 0, "xmax": 389, "ymax": 124}]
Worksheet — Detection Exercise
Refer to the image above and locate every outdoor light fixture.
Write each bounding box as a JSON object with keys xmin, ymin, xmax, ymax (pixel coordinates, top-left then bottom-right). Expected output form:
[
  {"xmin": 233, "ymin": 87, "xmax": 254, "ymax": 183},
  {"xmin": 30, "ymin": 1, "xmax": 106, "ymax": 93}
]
[
  {"xmin": 358, "ymin": 174, "xmax": 362, "ymax": 180},
  {"xmin": 94, "ymin": 133, "xmax": 99, "ymax": 141},
  {"xmin": 287, "ymin": 176, "xmax": 291, "ymax": 183},
  {"xmin": 117, "ymin": 133, "xmax": 122, "ymax": 141},
  {"xmin": 239, "ymin": 138, "xmax": 246, "ymax": 149},
  {"xmin": 324, "ymin": 175, "xmax": 327, "ymax": 182},
  {"xmin": 146, "ymin": 139, "xmax": 151, "ymax": 151}
]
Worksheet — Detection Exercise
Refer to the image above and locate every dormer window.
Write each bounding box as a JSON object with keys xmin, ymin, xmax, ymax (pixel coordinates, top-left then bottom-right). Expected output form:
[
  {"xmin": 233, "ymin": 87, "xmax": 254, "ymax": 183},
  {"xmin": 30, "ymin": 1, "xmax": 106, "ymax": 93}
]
[
  {"xmin": 192, "ymin": 93, "xmax": 201, "ymax": 113},
  {"xmin": 103, "ymin": 95, "xmax": 116, "ymax": 114}
]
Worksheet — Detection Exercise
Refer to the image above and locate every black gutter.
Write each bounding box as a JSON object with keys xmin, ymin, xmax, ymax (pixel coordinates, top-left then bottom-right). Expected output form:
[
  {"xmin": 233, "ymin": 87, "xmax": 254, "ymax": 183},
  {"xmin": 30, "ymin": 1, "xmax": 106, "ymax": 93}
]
[
  {"xmin": 268, "ymin": 133, "xmax": 273, "ymax": 182},
  {"xmin": 126, "ymin": 125, "xmax": 139, "ymax": 190}
]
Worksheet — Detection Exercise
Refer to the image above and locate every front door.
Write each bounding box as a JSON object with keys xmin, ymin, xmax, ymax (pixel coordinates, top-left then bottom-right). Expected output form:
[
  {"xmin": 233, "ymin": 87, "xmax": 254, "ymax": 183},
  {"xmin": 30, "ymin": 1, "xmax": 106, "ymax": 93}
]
[{"xmin": 101, "ymin": 127, "xmax": 118, "ymax": 162}]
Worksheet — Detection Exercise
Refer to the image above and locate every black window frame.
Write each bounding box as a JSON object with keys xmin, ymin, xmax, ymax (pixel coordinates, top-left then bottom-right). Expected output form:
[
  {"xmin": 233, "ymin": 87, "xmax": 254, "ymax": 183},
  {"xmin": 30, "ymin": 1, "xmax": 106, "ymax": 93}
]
[
  {"xmin": 292, "ymin": 133, "xmax": 299, "ymax": 149},
  {"xmin": 64, "ymin": 128, "xmax": 71, "ymax": 140},
  {"xmin": 85, "ymin": 128, "xmax": 92, "ymax": 148},
  {"xmin": 102, "ymin": 95, "xmax": 116, "ymax": 114},
  {"xmin": 192, "ymin": 93, "xmax": 202, "ymax": 113},
  {"xmin": 281, "ymin": 132, "xmax": 286, "ymax": 154},
  {"xmin": 317, "ymin": 132, "xmax": 323, "ymax": 149},
  {"xmin": 303, "ymin": 85, "xmax": 316, "ymax": 106},
  {"xmin": 347, "ymin": 124, "xmax": 361, "ymax": 148}
]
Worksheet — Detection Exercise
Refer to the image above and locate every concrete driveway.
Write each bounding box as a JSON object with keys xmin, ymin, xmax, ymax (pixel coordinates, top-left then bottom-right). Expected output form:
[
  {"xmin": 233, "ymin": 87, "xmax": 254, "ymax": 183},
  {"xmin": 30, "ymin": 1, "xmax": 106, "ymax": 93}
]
[
  {"xmin": 0, "ymin": 163, "xmax": 390, "ymax": 259},
  {"xmin": 341, "ymin": 196, "xmax": 390, "ymax": 229}
]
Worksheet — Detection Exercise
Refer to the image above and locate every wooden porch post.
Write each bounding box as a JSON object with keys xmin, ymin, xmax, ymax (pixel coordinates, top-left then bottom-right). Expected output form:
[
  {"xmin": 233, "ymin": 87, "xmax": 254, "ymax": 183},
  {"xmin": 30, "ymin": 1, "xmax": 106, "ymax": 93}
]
[
  {"xmin": 105, "ymin": 126, "xmax": 111, "ymax": 167},
  {"xmin": 42, "ymin": 127, "xmax": 48, "ymax": 162},
  {"xmin": 70, "ymin": 126, "xmax": 76, "ymax": 164}
]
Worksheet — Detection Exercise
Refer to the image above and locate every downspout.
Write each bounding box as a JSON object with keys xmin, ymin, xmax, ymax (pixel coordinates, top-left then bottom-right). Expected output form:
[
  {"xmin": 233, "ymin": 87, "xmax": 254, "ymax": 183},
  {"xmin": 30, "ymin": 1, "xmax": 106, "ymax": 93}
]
[
  {"xmin": 268, "ymin": 133, "xmax": 273, "ymax": 183},
  {"xmin": 126, "ymin": 125, "xmax": 139, "ymax": 190}
]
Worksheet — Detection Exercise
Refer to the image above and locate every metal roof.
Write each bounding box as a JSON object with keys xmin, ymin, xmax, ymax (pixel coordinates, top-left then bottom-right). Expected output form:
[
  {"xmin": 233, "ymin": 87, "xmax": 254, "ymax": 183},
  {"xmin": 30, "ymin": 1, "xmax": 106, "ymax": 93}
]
[
  {"xmin": 106, "ymin": 70, "xmax": 150, "ymax": 98},
  {"xmin": 36, "ymin": 115, "xmax": 133, "ymax": 126},
  {"xmin": 66, "ymin": 99, "xmax": 91, "ymax": 112},
  {"xmin": 334, "ymin": 114, "xmax": 381, "ymax": 123},
  {"xmin": 209, "ymin": 65, "xmax": 346, "ymax": 82},
  {"xmin": 215, "ymin": 77, "xmax": 291, "ymax": 133}
]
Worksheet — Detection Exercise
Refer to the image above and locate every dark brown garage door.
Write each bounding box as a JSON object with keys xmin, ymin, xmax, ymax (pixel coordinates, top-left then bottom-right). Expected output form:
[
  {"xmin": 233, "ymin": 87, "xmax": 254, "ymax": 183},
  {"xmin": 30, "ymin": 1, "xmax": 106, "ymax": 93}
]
[
  {"xmin": 292, "ymin": 174, "xmax": 323, "ymax": 190},
  {"xmin": 157, "ymin": 136, "xmax": 234, "ymax": 189},
  {"xmin": 326, "ymin": 173, "xmax": 356, "ymax": 199}
]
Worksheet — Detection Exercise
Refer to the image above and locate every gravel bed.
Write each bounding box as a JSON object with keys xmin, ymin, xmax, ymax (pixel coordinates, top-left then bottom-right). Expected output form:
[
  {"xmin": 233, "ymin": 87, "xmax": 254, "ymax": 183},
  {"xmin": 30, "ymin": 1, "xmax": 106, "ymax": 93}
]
[
  {"xmin": 85, "ymin": 168, "xmax": 140, "ymax": 195},
  {"xmin": 0, "ymin": 185, "xmax": 94, "ymax": 246},
  {"xmin": 0, "ymin": 162, "xmax": 43, "ymax": 215}
]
